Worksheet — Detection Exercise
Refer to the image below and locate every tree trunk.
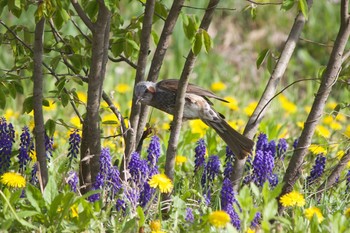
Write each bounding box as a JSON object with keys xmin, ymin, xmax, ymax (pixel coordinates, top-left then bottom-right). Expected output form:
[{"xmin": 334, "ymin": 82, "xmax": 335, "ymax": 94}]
[
  {"xmin": 279, "ymin": 0, "xmax": 350, "ymax": 214},
  {"xmin": 230, "ymin": 0, "xmax": 313, "ymax": 191},
  {"xmin": 79, "ymin": 1, "xmax": 111, "ymax": 193},
  {"xmin": 32, "ymin": 4, "xmax": 48, "ymax": 190}
]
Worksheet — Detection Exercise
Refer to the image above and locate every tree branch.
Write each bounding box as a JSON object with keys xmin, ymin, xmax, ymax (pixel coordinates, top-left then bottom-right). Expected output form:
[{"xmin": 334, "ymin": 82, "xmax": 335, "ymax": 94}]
[
  {"xmin": 230, "ymin": 0, "xmax": 313, "ymax": 191},
  {"xmin": 163, "ymin": 0, "xmax": 220, "ymax": 203},
  {"xmin": 278, "ymin": 0, "xmax": 350, "ymax": 214},
  {"xmin": 135, "ymin": 0, "xmax": 186, "ymax": 151},
  {"xmin": 70, "ymin": 0, "xmax": 94, "ymax": 32},
  {"xmin": 32, "ymin": 10, "xmax": 48, "ymax": 188},
  {"xmin": 122, "ymin": 0, "xmax": 156, "ymax": 180}
]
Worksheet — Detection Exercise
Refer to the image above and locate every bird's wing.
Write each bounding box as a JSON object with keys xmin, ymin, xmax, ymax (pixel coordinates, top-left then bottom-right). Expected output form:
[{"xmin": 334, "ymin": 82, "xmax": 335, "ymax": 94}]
[{"xmin": 157, "ymin": 79, "xmax": 229, "ymax": 103}]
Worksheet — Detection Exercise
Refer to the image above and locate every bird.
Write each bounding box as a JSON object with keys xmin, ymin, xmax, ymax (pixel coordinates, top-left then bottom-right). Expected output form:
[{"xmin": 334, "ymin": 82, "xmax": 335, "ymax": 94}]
[{"xmin": 134, "ymin": 79, "xmax": 254, "ymax": 159}]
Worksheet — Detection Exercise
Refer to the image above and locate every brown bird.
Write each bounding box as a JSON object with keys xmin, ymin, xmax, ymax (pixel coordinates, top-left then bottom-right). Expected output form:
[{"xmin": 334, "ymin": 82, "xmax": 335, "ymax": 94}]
[{"xmin": 134, "ymin": 79, "xmax": 254, "ymax": 159}]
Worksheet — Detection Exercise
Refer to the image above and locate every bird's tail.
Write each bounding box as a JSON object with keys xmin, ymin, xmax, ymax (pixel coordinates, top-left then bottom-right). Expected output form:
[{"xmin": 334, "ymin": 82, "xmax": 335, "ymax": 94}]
[{"xmin": 203, "ymin": 119, "xmax": 254, "ymax": 159}]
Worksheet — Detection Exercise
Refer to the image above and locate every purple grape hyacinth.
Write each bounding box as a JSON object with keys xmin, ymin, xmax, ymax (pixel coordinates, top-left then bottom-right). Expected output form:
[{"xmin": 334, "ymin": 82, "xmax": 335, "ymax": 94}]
[
  {"xmin": 67, "ymin": 171, "xmax": 79, "ymax": 192},
  {"xmin": 0, "ymin": 118, "xmax": 15, "ymax": 174},
  {"xmin": 88, "ymin": 148, "xmax": 121, "ymax": 202},
  {"xmin": 194, "ymin": 139, "xmax": 206, "ymax": 173},
  {"xmin": 306, "ymin": 154, "xmax": 326, "ymax": 186},
  {"xmin": 18, "ymin": 126, "xmax": 32, "ymax": 173},
  {"xmin": 201, "ymin": 155, "xmax": 220, "ymax": 188},
  {"xmin": 67, "ymin": 130, "xmax": 81, "ymax": 162},
  {"xmin": 185, "ymin": 207, "xmax": 194, "ymax": 223}
]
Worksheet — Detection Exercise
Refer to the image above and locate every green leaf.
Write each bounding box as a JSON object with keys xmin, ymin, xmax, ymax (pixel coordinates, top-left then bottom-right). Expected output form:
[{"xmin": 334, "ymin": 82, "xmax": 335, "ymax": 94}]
[
  {"xmin": 0, "ymin": 87, "xmax": 6, "ymax": 109},
  {"xmin": 121, "ymin": 217, "xmax": 138, "ymax": 233},
  {"xmin": 43, "ymin": 176, "xmax": 58, "ymax": 205},
  {"xmin": 183, "ymin": 15, "xmax": 198, "ymax": 40},
  {"xmin": 192, "ymin": 30, "xmax": 203, "ymax": 55},
  {"xmin": 151, "ymin": 30, "xmax": 160, "ymax": 45},
  {"xmin": 256, "ymin": 49, "xmax": 270, "ymax": 69},
  {"xmin": 23, "ymin": 96, "xmax": 33, "ymax": 113},
  {"xmin": 137, "ymin": 206, "xmax": 145, "ymax": 227},
  {"xmin": 111, "ymin": 38, "xmax": 124, "ymax": 57},
  {"xmin": 202, "ymin": 30, "xmax": 212, "ymax": 53},
  {"xmin": 60, "ymin": 92, "xmax": 70, "ymax": 107},
  {"xmin": 281, "ymin": 0, "xmax": 295, "ymax": 11},
  {"xmin": 42, "ymin": 98, "xmax": 50, "ymax": 107},
  {"xmin": 45, "ymin": 119, "xmax": 56, "ymax": 137},
  {"xmin": 299, "ymin": 0, "xmax": 308, "ymax": 20},
  {"xmin": 26, "ymin": 184, "xmax": 43, "ymax": 212}
]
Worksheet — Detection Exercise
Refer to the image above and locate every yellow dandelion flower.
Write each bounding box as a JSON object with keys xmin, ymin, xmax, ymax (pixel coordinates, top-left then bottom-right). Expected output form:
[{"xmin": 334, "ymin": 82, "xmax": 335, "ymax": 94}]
[
  {"xmin": 330, "ymin": 121, "xmax": 342, "ymax": 131},
  {"xmin": 43, "ymin": 100, "xmax": 57, "ymax": 111},
  {"xmin": 326, "ymin": 101, "xmax": 337, "ymax": 110},
  {"xmin": 211, "ymin": 81, "xmax": 226, "ymax": 92},
  {"xmin": 305, "ymin": 207, "xmax": 324, "ymax": 223},
  {"xmin": 77, "ymin": 91, "xmax": 87, "ymax": 103},
  {"xmin": 4, "ymin": 109, "xmax": 19, "ymax": 120},
  {"xmin": 162, "ymin": 122, "xmax": 170, "ymax": 130},
  {"xmin": 150, "ymin": 220, "xmax": 161, "ymax": 231},
  {"xmin": 297, "ymin": 121, "xmax": 304, "ymax": 129},
  {"xmin": 148, "ymin": 174, "xmax": 173, "ymax": 193},
  {"xmin": 190, "ymin": 119, "xmax": 208, "ymax": 137},
  {"xmin": 335, "ymin": 113, "xmax": 346, "ymax": 122},
  {"xmin": 278, "ymin": 95, "xmax": 297, "ymax": 114},
  {"xmin": 27, "ymin": 110, "xmax": 34, "ymax": 117},
  {"xmin": 208, "ymin": 210, "xmax": 231, "ymax": 228},
  {"xmin": 70, "ymin": 116, "xmax": 82, "ymax": 129},
  {"xmin": 309, "ymin": 144, "xmax": 327, "ymax": 155},
  {"xmin": 304, "ymin": 106, "xmax": 311, "ymax": 113},
  {"xmin": 102, "ymin": 113, "xmax": 119, "ymax": 124},
  {"xmin": 345, "ymin": 207, "xmax": 350, "ymax": 218},
  {"xmin": 223, "ymin": 96, "xmax": 239, "ymax": 111},
  {"xmin": 1, "ymin": 172, "xmax": 26, "ymax": 188},
  {"xmin": 345, "ymin": 125, "xmax": 350, "ymax": 138},
  {"xmin": 227, "ymin": 120, "xmax": 244, "ymax": 132},
  {"xmin": 323, "ymin": 115, "xmax": 333, "ymax": 125},
  {"xmin": 30, "ymin": 151, "xmax": 37, "ymax": 162},
  {"xmin": 246, "ymin": 228, "xmax": 256, "ymax": 233},
  {"xmin": 316, "ymin": 125, "xmax": 331, "ymax": 138},
  {"xmin": 71, "ymin": 204, "xmax": 79, "ymax": 218},
  {"xmin": 244, "ymin": 101, "xmax": 258, "ymax": 117},
  {"xmin": 175, "ymin": 155, "xmax": 187, "ymax": 165},
  {"xmin": 115, "ymin": 83, "xmax": 131, "ymax": 93},
  {"xmin": 280, "ymin": 191, "xmax": 305, "ymax": 207},
  {"xmin": 336, "ymin": 150, "xmax": 345, "ymax": 160}
]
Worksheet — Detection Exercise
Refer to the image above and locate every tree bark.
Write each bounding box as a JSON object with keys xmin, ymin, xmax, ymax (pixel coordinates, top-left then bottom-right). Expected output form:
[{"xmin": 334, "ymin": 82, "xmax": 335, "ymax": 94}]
[
  {"xmin": 79, "ymin": 1, "xmax": 111, "ymax": 193},
  {"xmin": 32, "ymin": 4, "xmax": 48, "ymax": 190},
  {"xmin": 134, "ymin": 0, "xmax": 185, "ymax": 151},
  {"xmin": 278, "ymin": 0, "xmax": 350, "ymax": 214},
  {"xmin": 165, "ymin": 0, "xmax": 220, "ymax": 182},
  {"xmin": 122, "ymin": 0, "xmax": 156, "ymax": 179},
  {"xmin": 231, "ymin": 0, "xmax": 313, "ymax": 191}
]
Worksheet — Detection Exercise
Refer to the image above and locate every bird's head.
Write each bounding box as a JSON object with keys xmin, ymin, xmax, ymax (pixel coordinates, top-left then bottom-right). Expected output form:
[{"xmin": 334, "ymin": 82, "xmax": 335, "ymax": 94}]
[{"xmin": 134, "ymin": 81, "xmax": 156, "ymax": 105}]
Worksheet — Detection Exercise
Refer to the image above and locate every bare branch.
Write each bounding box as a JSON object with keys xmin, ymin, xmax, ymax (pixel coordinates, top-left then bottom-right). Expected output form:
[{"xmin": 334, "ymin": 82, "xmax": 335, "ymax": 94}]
[
  {"xmin": 279, "ymin": 0, "xmax": 350, "ymax": 214},
  {"xmin": 70, "ymin": 0, "xmax": 94, "ymax": 31},
  {"xmin": 182, "ymin": 4, "xmax": 236, "ymax": 11},
  {"xmin": 32, "ymin": 12, "xmax": 48, "ymax": 187},
  {"xmin": 135, "ymin": 0, "xmax": 186, "ymax": 151},
  {"xmin": 341, "ymin": 0, "xmax": 349, "ymax": 25},
  {"xmin": 246, "ymin": 0, "xmax": 282, "ymax": 5},
  {"xmin": 122, "ymin": 0, "xmax": 156, "ymax": 180},
  {"xmin": 231, "ymin": 0, "xmax": 314, "ymax": 191},
  {"xmin": 165, "ymin": 0, "xmax": 220, "ymax": 184},
  {"xmin": 108, "ymin": 55, "xmax": 138, "ymax": 69}
]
